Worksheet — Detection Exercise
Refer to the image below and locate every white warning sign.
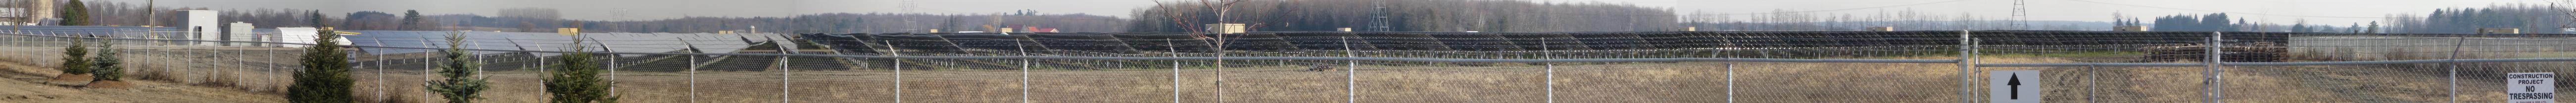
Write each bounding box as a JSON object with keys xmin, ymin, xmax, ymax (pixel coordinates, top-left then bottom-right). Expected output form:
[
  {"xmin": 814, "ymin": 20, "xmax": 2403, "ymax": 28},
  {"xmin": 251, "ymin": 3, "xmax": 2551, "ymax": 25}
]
[
  {"xmin": 1989, "ymin": 70, "xmax": 2041, "ymax": 103},
  {"xmin": 2509, "ymin": 72, "xmax": 2555, "ymax": 103}
]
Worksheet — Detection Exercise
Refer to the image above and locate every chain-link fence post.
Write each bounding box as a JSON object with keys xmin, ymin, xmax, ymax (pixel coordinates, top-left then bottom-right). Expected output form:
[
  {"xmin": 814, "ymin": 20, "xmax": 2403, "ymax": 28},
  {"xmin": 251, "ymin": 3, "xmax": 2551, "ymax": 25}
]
[
  {"xmin": 2446, "ymin": 31, "xmax": 2475, "ymax": 103},
  {"xmin": 186, "ymin": 38, "xmax": 198, "ymax": 83},
  {"xmin": 599, "ymin": 38, "xmax": 621, "ymax": 97},
  {"xmin": 225, "ymin": 34, "xmax": 241, "ymax": 87},
  {"xmin": 1720, "ymin": 43, "xmax": 1736, "ymax": 103},
  {"xmin": 255, "ymin": 35, "xmax": 270, "ymax": 92},
  {"xmin": 1972, "ymin": 38, "xmax": 1986, "ymax": 102},
  {"xmin": 2202, "ymin": 32, "xmax": 2225, "ymax": 103},
  {"xmin": 471, "ymin": 38, "xmax": 490, "ymax": 84},
  {"xmin": 1340, "ymin": 37, "xmax": 1358, "ymax": 103},
  {"xmin": 220, "ymin": 33, "xmax": 238, "ymax": 89},
  {"xmin": 1957, "ymin": 30, "xmax": 1976, "ymax": 103},
  {"xmin": 1018, "ymin": 38, "xmax": 1033, "ymax": 103},
  {"xmin": 778, "ymin": 38, "xmax": 792, "ymax": 103},
  {"xmin": 533, "ymin": 42, "xmax": 549, "ymax": 101},
  {"xmin": 886, "ymin": 41, "xmax": 904, "ymax": 103},
  {"xmin": 149, "ymin": 32, "xmax": 168, "ymax": 84},
  {"xmin": 418, "ymin": 37, "xmax": 436, "ymax": 103},
  {"xmin": 371, "ymin": 39, "xmax": 388, "ymax": 103},
  {"xmin": 2087, "ymin": 65, "xmax": 2097, "ymax": 103},
  {"xmin": 687, "ymin": 48, "xmax": 701, "ymax": 103},
  {"xmin": 1167, "ymin": 40, "xmax": 1180, "ymax": 103},
  {"xmin": 1542, "ymin": 38, "xmax": 1556, "ymax": 103}
]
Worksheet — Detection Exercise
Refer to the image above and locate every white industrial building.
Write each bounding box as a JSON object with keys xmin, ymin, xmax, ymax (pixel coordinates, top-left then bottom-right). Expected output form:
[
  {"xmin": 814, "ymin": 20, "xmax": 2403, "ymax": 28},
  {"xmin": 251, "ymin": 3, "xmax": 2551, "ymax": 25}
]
[
  {"xmin": 181, "ymin": 10, "xmax": 217, "ymax": 46},
  {"xmin": 227, "ymin": 22, "xmax": 255, "ymax": 46}
]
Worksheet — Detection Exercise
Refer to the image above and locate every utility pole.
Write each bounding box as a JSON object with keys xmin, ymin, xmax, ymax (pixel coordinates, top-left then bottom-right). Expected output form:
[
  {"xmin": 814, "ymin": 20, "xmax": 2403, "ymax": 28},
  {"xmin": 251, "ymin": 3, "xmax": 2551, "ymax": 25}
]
[
  {"xmin": 146, "ymin": 0, "xmax": 154, "ymax": 27},
  {"xmin": 13, "ymin": 0, "xmax": 26, "ymax": 32}
]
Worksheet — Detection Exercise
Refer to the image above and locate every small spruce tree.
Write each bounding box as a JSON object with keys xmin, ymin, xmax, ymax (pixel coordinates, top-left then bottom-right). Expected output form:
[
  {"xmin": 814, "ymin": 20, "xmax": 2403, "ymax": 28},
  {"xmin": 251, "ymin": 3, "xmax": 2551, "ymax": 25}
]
[
  {"xmin": 545, "ymin": 36, "xmax": 617, "ymax": 103},
  {"xmin": 90, "ymin": 39, "xmax": 120, "ymax": 81},
  {"xmin": 427, "ymin": 32, "xmax": 490, "ymax": 103},
  {"xmin": 288, "ymin": 30, "xmax": 354, "ymax": 103},
  {"xmin": 58, "ymin": 38, "xmax": 89, "ymax": 75}
]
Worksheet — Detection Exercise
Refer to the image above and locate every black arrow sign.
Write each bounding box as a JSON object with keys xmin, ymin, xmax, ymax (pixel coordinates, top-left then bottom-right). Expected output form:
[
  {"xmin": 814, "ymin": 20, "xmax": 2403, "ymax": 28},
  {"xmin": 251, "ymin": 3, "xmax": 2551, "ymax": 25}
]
[{"xmin": 2008, "ymin": 73, "xmax": 2024, "ymax": 100}]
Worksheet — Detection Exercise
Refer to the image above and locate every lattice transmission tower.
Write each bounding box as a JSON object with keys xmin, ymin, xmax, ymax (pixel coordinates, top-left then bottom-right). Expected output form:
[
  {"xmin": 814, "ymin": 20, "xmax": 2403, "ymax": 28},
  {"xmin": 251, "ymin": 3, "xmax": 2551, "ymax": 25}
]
[
  {"xmin": 1370, "ymin": 0, "xmax": 1391, "ymax": 32},
  {"xmin": 904, "ymin": 0, "xmax": 920, "ymax": 33},
  {"xmin": 2011, "ymin": 0, "xmax": 2029, "ymax": 30}
]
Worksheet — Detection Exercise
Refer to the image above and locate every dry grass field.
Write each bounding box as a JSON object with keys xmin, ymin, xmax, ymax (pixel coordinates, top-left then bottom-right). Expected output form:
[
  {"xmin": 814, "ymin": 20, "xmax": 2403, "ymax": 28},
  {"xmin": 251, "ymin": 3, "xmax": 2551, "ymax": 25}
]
[
  {"xmin": 0, "ymin": 53, "xmax": 286, "ymax": 103},
  {"xmin": 0, "ymin": 45, "xmax": 2564, "ymax": 103}
]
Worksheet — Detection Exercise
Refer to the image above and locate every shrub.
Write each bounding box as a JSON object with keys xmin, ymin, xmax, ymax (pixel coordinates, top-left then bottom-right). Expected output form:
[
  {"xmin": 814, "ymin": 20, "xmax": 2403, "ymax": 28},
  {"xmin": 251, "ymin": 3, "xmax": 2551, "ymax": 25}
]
[
  {"xmin": 426, "ymin": 32, "xmax": 490, "ymax": 103},
  {"xmin": 90, "ymin": 39, "xmax": 120, "ymax": 81},
  {"xmin": 55, "ymin": 0, "xmax": 87, "ymax": 26},
  {"xmin": 545, "ymin": 36, "xmax": 618, "ymax": 103},
  {"xmin": 288, "ymin": 30, "xmax": 354, "ymax": 103},
  {"xmin": 58, "ymin": 38, "xmax": 89, "ymax": 75}
]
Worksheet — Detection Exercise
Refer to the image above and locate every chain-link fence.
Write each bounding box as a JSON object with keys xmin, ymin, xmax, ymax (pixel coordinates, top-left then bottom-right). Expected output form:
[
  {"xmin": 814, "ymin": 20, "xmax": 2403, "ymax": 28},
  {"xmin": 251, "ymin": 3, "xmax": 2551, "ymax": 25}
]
[{"xmin": 4, "ymin": 27, "xmax": 2576, "ymax": 103}]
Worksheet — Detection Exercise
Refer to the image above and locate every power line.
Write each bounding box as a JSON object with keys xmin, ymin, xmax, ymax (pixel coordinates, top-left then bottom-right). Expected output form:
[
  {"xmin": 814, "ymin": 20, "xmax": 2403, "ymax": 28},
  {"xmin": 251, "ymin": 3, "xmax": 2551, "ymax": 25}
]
[{"xmin": 2060, "ymin": 0, "xmax": 2413, "ymax": 19}]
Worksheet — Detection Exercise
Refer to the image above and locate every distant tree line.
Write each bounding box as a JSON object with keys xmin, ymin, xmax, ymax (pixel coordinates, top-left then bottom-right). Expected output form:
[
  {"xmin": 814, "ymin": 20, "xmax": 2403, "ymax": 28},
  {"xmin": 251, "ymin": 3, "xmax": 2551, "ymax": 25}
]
[
  {"xmin": 2137, "ymin": 3, "xmax": 2576, "ymax": 34},
  {"xmin": 2147, "ymin": 13, "xmax": 2241, "ymax": 32},
  {"xmin": 1678, "ymin": 9, "xmax": 2104, "ymax": 31},
  {"xmin": 562, "ymin": 12, "xmax": 1130, "ymax": 33},
  {"xmin": 2138, "ymin": 13, "xmax": 2368, "ymax": 33},
  {"xmin": 1129, "ymin": 0, "xmax": 1677, "ymax": 32},
  {"xmin": 52, "ymin": 1, "xmax": 1132, "ymax": 34},
  {"xmin": 2379, "ymin": 3, "xmax": 2572, "ymax": 34}
]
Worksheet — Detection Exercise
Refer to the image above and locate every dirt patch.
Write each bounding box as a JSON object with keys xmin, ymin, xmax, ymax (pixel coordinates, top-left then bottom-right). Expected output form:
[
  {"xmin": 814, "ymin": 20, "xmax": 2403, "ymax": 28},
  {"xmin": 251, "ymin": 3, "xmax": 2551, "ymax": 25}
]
[
  {"xmin": 45, "ymin": 74, "xmax": 88, "ymax": 85},
  {"xmin": 83, "ymin": 80, "xmax": 130, "ymax": 89}
]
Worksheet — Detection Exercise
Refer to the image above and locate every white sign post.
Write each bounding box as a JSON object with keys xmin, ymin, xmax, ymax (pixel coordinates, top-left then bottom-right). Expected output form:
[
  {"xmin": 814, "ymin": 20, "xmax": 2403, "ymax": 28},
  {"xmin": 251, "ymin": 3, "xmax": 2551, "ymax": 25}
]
[
  {"xmin": 2509, "ymin": 72, "xmax": 2555, "ymax": 103},
  {"xmin": 1989, "ymin": 70, "xmax": 2041, "ymax": 103}
]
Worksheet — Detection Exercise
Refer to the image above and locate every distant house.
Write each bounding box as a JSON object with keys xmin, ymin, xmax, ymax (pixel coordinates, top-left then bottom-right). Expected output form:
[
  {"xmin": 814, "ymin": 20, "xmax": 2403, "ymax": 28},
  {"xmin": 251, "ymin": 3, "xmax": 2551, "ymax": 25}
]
[{"xmin": 0, "ymin": 8, "xmax": 28, "ymax": 25}]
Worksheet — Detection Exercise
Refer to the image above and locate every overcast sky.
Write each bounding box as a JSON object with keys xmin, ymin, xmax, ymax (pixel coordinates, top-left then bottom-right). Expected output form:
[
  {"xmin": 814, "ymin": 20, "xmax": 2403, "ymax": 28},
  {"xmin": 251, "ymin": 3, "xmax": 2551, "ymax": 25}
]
[{"xmin": 88, "ymin": 0, "xmax": 2547, "ymax": 25}]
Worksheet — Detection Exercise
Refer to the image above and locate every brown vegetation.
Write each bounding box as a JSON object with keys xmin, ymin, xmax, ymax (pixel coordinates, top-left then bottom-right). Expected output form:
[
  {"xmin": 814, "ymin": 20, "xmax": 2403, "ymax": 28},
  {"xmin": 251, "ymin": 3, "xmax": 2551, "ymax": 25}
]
[
  {"xmin": 0, "ymin": 55, "xmax": 285, "ymax": 103},
  {"xmin": 0, "ymin": 42, "xmax": 2565, "ymax": 103},
  {"xmin": 45, "ymin": 74, "xmax": 87, "ymax": 85}
]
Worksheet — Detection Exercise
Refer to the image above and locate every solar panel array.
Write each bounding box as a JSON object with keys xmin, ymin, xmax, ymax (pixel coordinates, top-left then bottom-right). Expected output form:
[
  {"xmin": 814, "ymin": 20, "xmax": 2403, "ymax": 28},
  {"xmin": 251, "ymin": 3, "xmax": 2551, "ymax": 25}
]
[{"xmin": 800, "ymin": 31, "xmax": 2290, "ymax": 58}]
